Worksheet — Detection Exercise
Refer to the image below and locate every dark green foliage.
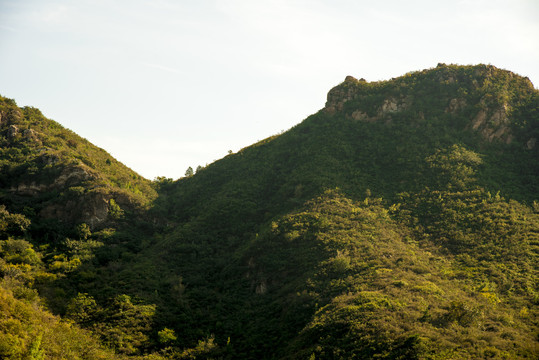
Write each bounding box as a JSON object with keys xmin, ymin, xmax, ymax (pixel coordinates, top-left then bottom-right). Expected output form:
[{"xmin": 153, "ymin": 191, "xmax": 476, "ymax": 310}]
[
  {"xmin": 425, "ymin": 144, "xmax": 483, "ymax": 190},
  {"xmin": 0, "ymin": 205, "xmax": 31, "ymax": 237},
  {"xmin": 184, "ymin": 167, "xmax": 194, "ymax": 177}
]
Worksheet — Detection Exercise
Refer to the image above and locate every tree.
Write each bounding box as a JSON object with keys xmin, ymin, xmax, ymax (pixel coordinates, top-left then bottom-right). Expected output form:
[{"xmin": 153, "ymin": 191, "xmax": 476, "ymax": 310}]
[
  {"xmin": 75, "ymin": 223, "xmax": 91, "ymax": 240},
  {"xmin": 425, "ymin": 144, "xmax": 482, "ymax": 190},
  {"xmin": 65, "ymin": 293, "xmax": 100, "ymax": 326},
  {"xmin": 158, "ymin": 328, "xmax": 177, "ymax": 345},
  {"xmin": 185, "ymin": 167, "xmax": 194, "ymax": 177},
  {"xmin": 0, "ymin": 206, "xmax": 30, "ymax": 237}
]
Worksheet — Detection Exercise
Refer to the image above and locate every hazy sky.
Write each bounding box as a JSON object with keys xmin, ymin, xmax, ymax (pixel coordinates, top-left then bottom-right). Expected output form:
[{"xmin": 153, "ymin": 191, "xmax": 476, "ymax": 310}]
[{"xmin": 1, "ymin": 0, "xmax": 538, "ymax": 179}]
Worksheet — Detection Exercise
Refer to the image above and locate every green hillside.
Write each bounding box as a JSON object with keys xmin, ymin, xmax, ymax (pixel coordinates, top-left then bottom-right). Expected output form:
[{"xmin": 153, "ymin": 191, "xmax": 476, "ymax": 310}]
[
  {"xmin": 1, "ymin": 64, "xmax": 538, "ymax": 359},
  {"xmin": 0, "ymin": 97, "xmax": 156, "ymax": 230}
]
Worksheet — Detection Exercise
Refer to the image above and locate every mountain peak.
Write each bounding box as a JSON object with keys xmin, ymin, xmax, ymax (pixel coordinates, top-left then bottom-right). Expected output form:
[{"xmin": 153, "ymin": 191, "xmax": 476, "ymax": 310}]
[{"xmin": 324, "ymin": 64, "xmax": 538, "ymax": 148}]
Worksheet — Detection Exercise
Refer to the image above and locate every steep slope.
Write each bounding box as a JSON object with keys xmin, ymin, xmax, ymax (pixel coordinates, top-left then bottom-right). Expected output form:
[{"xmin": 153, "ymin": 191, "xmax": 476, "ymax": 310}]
[
  {"xmin": 0, "ymin": 96, "xmax": 157, "ymax": 230},
  {"xmin": 153, "ymin": 64, "xmax": 537, "ymax": 229}
]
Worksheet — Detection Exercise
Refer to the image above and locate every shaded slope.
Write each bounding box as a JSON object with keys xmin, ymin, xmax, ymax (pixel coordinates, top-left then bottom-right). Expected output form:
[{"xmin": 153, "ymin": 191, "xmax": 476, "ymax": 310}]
[{"xmin": 112, "ymin": 186, "xmax": 538, "ymax": 358}]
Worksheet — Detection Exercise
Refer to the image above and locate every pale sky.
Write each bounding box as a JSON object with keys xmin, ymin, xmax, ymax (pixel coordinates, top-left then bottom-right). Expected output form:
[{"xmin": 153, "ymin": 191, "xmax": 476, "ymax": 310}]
[{"xmin": 1, "ymin": 0, "xmax": 538, "ymax": 179}]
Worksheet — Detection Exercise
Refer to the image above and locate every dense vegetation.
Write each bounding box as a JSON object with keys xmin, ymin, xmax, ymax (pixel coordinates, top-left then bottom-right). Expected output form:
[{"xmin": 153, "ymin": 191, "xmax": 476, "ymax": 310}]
[
  {"xmin": 0, "ymin": 64, "xmax": 537, "ymax": 359},
  {"xmin": 0, "ymin": 97, "xmax": 156, "ymax": 228}
]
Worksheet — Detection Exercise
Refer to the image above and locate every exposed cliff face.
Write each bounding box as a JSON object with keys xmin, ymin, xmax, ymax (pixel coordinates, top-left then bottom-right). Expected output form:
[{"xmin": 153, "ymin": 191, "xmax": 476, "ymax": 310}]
[
  {"xmin": 7, "ymin": 163, "xmax": 115, "ymax": 228},
  {"xmin": 325, "ymin": 75, "xmax": 365, "ymax": 113},
  {"xmin": 39, "ymin": 190, "xmax": 110, "ymax": 228},
  {"xmin": 470, "ymin": 102, "xmax": 513, "ymax": 144},
  {"xmin": 9, "ymin": 164, "xmax": 96, "ymax": 196}
]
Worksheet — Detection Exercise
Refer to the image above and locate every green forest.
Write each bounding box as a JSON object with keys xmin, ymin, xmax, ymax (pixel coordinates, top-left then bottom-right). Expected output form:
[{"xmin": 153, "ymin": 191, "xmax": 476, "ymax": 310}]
[{"xmin": 0, "ymin": 64, "xmax": 537, "ymax": 359}]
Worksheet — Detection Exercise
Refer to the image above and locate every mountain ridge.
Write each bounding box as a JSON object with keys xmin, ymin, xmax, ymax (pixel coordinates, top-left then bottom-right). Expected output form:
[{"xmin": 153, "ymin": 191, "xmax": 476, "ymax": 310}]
[{"xmin": 0, "ymin": 63, "xmax": 537, "ymax": 359}]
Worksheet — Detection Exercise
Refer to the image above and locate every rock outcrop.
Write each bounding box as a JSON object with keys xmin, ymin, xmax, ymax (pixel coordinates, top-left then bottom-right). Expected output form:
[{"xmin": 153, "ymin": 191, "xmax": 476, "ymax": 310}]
[
  {"xmin": 470, "ymin": 102, "xmax": 513, "ymax": 144},
  {"xmin": 527, "ymin": 137, "xmax": 537, "ymax": 150},
  {"xmin": 326, "ymin": 77, "xmax": 411, "ymax": 123},
  {"xmin": 0, "ymin": 95, "xmax": 156, "ymax": 232},
  {"xmin": 7, "ymin": 163, "xmax": 125, "ymax": 228},
  {"xmin": 7, "ymin": 125, "xmax": 19, "ymax": 138},
  {"xmin": 39, "ymin": 191, "xmax": 111, "ymax": 228},
  {"xmin": 325, "ymin": 75, "xmax": 363, "ymax": 113},
  {"xmin": 9, "ymin": 164, "xmax": 96, "ymax": 196},
  {"xmin": 446, "ymin": 98, "xmax": 467, "ymax": 113}
]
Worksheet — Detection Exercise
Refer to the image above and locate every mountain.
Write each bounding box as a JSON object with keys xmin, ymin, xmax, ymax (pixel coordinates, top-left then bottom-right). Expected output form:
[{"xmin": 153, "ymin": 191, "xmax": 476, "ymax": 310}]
[
  {"xmin": 0, "ymin": 63, "xmax": 538, "ymax": 359},
  {"xmin": 0, "ymin": 97, "xmax": 156, "ymax": 229}
]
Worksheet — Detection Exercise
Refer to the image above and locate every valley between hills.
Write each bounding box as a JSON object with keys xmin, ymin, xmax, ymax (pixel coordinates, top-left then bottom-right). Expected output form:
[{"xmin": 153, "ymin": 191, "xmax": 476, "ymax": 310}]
[{"xmin": 0, "ymin": 63, "xmax": 537, "ymax": 359}]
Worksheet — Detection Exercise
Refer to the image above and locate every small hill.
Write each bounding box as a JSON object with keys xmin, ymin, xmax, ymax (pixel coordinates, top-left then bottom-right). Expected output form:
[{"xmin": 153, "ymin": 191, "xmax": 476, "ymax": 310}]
[{"xmin": 0, "ymin": 96, "xmax": 157, "ymax": 230}]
